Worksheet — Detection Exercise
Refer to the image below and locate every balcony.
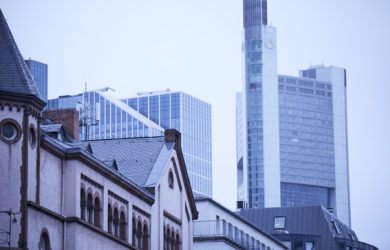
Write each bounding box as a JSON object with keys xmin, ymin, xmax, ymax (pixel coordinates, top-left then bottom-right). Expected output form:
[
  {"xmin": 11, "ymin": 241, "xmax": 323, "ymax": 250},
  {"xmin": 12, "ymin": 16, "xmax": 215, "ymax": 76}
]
[{"xmin": 193, "ymin": 220, "xmax": 262, "ymax": 250}]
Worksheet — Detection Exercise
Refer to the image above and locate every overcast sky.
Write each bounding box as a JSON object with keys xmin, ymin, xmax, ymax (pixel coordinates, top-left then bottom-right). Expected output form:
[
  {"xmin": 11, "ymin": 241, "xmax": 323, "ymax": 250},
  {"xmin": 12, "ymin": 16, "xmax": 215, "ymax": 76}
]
[{"xmin": 1, "ymin": 0, "xmax": 389, "ymax": 248}]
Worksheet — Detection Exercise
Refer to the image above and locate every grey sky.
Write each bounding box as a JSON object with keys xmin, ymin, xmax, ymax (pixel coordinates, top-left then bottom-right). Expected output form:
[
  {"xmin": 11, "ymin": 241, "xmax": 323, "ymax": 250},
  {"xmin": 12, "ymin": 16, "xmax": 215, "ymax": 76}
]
[{"xmin": 1, "ymin": 0, "xmax": 389, "ymax": 248}]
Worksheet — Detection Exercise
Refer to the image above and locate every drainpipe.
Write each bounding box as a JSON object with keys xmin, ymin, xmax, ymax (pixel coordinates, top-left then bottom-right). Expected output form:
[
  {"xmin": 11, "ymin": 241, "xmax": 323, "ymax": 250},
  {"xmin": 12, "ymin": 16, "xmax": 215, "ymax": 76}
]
[{"xmin": 61, "ymin": 158, "xmax": 66, "ymax": 250}]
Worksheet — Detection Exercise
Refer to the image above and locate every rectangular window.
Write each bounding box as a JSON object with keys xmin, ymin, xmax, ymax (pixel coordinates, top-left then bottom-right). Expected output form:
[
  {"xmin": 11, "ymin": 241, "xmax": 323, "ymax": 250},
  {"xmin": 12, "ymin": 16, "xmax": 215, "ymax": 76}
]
[{"xmin": 274, "ymin": 216, "xmax": 286, "ymax": 229}]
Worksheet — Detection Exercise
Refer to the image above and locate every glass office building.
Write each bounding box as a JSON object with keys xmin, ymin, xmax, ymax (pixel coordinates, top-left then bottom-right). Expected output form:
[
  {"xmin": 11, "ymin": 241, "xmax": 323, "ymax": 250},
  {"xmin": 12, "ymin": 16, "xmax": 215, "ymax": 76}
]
[
  {"xmin": 237, "ymin": 0, "xmax": 350, "ymax": 226},
  {"xmin": 25, "ymin": 59, "xmax": 48, "ymax": 102},
  {"xmin": 123, "ymin": 90, "xmax": 212, "ymax": 197},
  {"xmin": 238, "ymin": 0, "xmax": 280, "ymax": 209},
  {"xmin": 47, "ymin": 90, "xmax": 164, "ymax": 141}
]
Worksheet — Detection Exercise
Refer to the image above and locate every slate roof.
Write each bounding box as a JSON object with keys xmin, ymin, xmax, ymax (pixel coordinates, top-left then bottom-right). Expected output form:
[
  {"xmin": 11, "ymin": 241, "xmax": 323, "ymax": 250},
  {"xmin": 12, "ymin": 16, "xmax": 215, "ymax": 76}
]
[
  {"xmin": 41, "ymin": 124, "xmax": 63, "ymax": 133},
  {"xmin": 73, "ymin": 137, "xmax": 172, "ymax": 187},
  {"xmin": 237, "ymin": 206, "xmax": 359, "ymax": 250},
  {"xmin": 0, "ymin": 9, "xmax": 43, "ymax": 103}
]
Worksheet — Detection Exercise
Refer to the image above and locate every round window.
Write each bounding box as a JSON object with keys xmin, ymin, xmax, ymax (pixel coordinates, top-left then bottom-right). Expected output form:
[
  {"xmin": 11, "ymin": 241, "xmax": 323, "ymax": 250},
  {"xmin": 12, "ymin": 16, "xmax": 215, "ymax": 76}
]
[
  {"xmin": 29, "ymin": 127, "xmax": 36, "ymax": 146},
  {"xmin": 1, "ymin": 122, "xmax": 17, "ymax": 140}
]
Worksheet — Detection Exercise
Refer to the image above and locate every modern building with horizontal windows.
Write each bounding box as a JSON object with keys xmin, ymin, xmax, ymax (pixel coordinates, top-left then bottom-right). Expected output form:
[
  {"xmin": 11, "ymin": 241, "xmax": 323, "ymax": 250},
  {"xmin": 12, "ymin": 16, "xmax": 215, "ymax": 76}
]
[
  {"xmin": 47, "ymin": 89, "xmax": 165, "ymax": 141},
  {"xmin": 25, "ymin": 59, "xmax": 48, "ymax": 102},
  {"xmin": 47, "ymin": 89, "xmax": 212, "ymax": 198},
  {"xmin": 237, "ymin": 0, "xmax": 351, "ymax": 227},
  {"xmin": 123, "ymin": 90, "xmax": 212, "ymax": 198}
]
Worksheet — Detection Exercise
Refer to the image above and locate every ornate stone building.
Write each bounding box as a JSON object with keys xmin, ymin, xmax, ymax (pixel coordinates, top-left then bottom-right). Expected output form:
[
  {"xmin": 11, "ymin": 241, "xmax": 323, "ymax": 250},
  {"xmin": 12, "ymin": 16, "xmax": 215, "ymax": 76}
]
[{"xmin": 0, "ymin": 9, "xmax": 197, "ymax": 250}]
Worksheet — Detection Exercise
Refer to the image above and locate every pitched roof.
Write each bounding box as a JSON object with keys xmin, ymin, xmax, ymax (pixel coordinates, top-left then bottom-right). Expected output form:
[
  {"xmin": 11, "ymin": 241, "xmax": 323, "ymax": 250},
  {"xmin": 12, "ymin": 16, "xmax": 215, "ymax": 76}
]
[
  {"xmin": 73, "ymin": 137, "xmax": 170, "ymax": 187},
  {"xmin": 41, "ymin": 124, "xmax": 63, "ymax": 133},
  {"xmin": 0, "ymin": 9, "xmax": 43, "ymax": 103},
  {"xmin": 237, "ymin": 206, "xmax": 358, "ymax": 249}
]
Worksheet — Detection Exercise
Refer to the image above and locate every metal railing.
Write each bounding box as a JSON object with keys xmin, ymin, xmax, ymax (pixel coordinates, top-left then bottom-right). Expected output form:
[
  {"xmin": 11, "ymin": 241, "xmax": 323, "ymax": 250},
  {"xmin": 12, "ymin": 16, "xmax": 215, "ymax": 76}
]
[{"xmin": 193, "ymin": 220, "xmax": 260, "ymax": 249}]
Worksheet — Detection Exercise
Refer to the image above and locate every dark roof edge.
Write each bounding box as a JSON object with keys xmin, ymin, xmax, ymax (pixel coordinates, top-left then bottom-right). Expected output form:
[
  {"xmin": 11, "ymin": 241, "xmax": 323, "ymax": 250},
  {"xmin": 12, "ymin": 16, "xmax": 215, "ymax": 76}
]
[
  {"xmin": 0, "ymin": 91, "xmax": 46, "ymax": 110},
  {"xmin": 195, "ymin": 197, "xmax": 288, "ymax": 249},
  {"xmin": 165, "ymin": 129, "xmax": 198, "ymax": 220},
  {"xmin": 40, "ymin": 134, "xmax": 155, "ymax": 205}
]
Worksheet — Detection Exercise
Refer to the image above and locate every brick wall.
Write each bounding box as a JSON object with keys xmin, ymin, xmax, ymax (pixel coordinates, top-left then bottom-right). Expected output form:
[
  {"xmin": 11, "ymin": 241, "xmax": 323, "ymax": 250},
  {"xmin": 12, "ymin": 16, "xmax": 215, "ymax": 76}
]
[{"xmin": 42, "ymin": 109, "xmax": 79, "ymax": 141}]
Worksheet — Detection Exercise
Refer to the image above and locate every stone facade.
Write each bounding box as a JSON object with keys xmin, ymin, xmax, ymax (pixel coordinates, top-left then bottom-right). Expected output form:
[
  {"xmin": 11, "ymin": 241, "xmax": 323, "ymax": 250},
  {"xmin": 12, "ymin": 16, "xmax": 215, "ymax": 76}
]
[
  {"xmin": 0, "ymin": 8, "xmax": 197, "ymax": 249},
  {"xmin": 0, "ymin": 97, "xmax": 197, "ymax": 249}
]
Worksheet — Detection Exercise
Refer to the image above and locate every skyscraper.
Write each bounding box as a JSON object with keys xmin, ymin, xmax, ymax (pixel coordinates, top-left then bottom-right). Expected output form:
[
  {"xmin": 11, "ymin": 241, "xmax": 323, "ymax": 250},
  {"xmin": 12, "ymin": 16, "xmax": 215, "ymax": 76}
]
[
  {"xmin": 123, "ymin": 90, "xmax": 212, "ymax": 197},
  {"xmin": 25, "ymin": 59, "xmax": 48, "ymax": 102},
  {"xmin": 237, "ymin": 0, "xmax": 280, "ymax": 209},
  {"xmin": 236, "ymin": 0, "xmax": 351, "ymax": 226}
]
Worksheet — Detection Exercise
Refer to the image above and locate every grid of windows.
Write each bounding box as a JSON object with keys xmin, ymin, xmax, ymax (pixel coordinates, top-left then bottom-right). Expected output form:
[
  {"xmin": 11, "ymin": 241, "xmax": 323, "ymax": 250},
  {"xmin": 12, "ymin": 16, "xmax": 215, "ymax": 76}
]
[
  {"xmin": 245, "ymin": 37, "xmax": 265, "ymax": 207},
  {"xmin": 124, "ymin": 92, "xmax": 212, "ymax": 197},
  {"xmin": 278, "ymin": 75, "xmax": 335, "ymax": 207},
  {"xmin": 47, "ymin": 91, "xmax": 164, "ymax": 141},
  {"xmin": 281, "ymin": 182, "xmax": 330, "ymax": 208},
  {"xmin": 25, "ymin": 60, "xmax": 48, "ymax": 102}
]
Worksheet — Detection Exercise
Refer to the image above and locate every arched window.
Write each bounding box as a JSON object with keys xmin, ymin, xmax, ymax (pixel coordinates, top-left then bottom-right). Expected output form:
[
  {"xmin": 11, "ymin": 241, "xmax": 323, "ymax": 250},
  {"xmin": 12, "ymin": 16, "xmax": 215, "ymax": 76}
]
[
  {"xmin": 163, "ymin": 226, "xmax": 166, "ymax": 250},
  {"xmin": 38, "ymin": 231, "xmax": 50, "ymax": 250},
  {"xmin": 87, "ymin": 193, "xmax": 93, "ymax": 224},
  {"xmin": 80, "ymin": 189, "xmax": 86, "ymax": 220},
  {"xmin": 120, "ymin": 211, "xmax": 126, "ymax": 240},
  {"xmin": 114, "ymin": 208, "xmax": 119, "ymax": 237},
  {"xmin": 171, "ymin": 231, "xmax": 175, "ymax": 250},
  {"xmin": 132, "ymin": 218, "xmax": 136, "ymax": 246},
  {"xmin": 175, "ymin": 233, "xmax": 181, "ymax": 250},
  {"xmin": 142, "ymin": 223, "xmax": 149, "ymax": 250},
  {"xmin": 108, "ymin": 204, "xmax": 113, "ymax": 234},
  {"xmin": 166, "ymin": 228, "xmax": 170, "ymax": 250},
  {"xmin": 137, "ymin": 221, "xmax": 143, "ymax": 249},
  {"xmin": 94, "ymin": 196, "xmax": 101, "ymax": 227}
]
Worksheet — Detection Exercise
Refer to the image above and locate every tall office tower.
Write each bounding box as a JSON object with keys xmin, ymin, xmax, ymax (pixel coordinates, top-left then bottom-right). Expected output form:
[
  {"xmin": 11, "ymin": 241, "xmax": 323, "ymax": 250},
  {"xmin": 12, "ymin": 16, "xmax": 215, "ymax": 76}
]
[
  {"xmin": 25, "ymin": 59, "xmax": 48, "ymax": 102},
  {"xmin": 47, "ymin": 89, "xmax": 164, "ymax": 141},
  {"xmin": 123, "ymin": 90, "xmax": 212, "ymax": 197},
  {"xmin": 237, "ymin": 0, "xmax": 280, "ymax": 209},
  {"xmin": 237, "ymin": 0, "xmax": 351, "ymax": 226}
]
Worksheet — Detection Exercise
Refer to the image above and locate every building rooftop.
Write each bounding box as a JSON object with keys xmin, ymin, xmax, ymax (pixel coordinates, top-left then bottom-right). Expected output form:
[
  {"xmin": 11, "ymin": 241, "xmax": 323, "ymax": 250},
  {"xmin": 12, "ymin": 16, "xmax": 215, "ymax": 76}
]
[
  {"xmin": 0, "ymin": 9, "xmax": 43, "ymax": 104},
  {"xmin": 73, "ymin": 137, "xmax": 171, "ymax": 187},
  {"xmin": 237, "ymin": 206, "xmax": 378, "ymax": 250}
]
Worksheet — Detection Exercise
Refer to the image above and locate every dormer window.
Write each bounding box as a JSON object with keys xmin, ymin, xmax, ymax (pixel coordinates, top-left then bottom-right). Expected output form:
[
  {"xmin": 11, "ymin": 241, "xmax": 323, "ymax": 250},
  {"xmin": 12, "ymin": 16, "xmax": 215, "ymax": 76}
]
[
  {"xmin": 274, "ymin": 216, "xmax": 286, "ymax": 229},
  {"xmin": 168, "ymin": 171, "xmax": 174, "ymax": 189}
]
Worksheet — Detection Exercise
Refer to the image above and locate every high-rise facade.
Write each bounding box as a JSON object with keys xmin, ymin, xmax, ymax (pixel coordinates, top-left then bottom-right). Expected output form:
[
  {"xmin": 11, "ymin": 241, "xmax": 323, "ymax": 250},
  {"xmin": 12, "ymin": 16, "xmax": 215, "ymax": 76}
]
[
  {"xmin": 123, "ymin": 90, "xmax": 212, "ymax": 197},
  {"xmin": 237, "ymin": 0, "xmax": 280, "ymax": 209},
  {"xmin": 237, "ymin": 0, "xmax": 351, "ymax": 226},
  {"xmin": 25, "ymin": 59, "xmax": 48, "ymax": 102},
  {"xmin": 47, "ymin": 90, "xmax": 165, "ymax": 141}
]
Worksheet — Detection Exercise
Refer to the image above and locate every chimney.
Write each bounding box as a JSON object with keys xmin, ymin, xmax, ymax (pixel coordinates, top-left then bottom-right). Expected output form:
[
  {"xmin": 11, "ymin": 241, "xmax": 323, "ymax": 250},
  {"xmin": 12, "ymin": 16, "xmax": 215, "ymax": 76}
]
[{"xmin": 42, "ymin": 109, "xmax": 79, "ymax": 141}]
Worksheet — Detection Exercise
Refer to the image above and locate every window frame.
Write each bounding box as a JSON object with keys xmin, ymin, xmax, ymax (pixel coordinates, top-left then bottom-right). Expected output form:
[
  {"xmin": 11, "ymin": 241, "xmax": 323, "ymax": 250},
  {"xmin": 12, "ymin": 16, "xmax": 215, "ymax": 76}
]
[
  {"xmin": 274, "ymin": 216, "xmax": 286, "ymax": 229},
  {"xmin": 0, "ymin": 118, "xmax": 22, "ymax": 144}
]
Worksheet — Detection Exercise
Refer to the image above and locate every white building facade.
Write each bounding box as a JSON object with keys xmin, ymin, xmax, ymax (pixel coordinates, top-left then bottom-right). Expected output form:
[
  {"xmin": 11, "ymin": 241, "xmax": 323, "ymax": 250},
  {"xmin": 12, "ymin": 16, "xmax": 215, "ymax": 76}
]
[{"xmin": 193, "ymin": 198, "xmax": 287, "ymax": 250}]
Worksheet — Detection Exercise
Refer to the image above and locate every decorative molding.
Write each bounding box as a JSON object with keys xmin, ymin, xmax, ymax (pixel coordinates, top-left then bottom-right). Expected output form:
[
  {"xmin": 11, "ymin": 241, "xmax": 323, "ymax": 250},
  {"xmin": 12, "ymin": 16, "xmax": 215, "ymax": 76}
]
[
  {"xmin": 133, "ymin": 205, "xmax": 150, "ymax": 218},
  {"xmin": 27, "ymin": 202, "xmax": 136, "ymax": 249},
  {"xmin": 163, "ymin": 210, "xmax": 182, "ymax": 226},
  {"xmin": 108, "ymin": 190, "xmax": 128, "ymax": 205},
  {"xmin": 40, "ymin": 139, "xmax": 154, "ymax": 205},
  {"xmin": 81, "ymin": 174, "xmax": 103, "ymax": 190}
]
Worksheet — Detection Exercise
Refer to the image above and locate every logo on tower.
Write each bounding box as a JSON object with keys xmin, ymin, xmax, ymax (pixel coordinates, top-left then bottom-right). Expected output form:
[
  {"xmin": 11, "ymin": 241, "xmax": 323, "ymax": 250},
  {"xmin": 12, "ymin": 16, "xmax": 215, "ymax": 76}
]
[{"xmin": 265, "ymin": 38, "xmax": 274, "ymax": 49}]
